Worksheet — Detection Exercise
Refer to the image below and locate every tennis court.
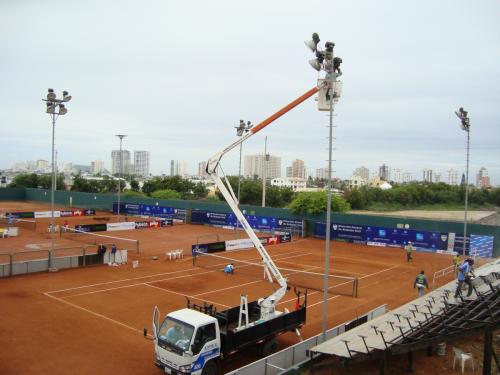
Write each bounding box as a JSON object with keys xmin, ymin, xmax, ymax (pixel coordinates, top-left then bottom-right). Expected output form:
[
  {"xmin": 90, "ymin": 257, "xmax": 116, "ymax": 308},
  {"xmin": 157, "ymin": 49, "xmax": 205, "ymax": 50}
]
[{"xmin": 0, "ymin": 201, "xmax": 456, "ymax": 375}]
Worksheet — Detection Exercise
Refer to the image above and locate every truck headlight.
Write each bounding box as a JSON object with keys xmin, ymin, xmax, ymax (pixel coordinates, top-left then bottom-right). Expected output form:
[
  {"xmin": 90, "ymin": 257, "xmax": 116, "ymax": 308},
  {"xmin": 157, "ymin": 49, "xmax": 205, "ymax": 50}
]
[{"xmin": 178, "ymin": 364, "xmax": 191, "ymax": 373}]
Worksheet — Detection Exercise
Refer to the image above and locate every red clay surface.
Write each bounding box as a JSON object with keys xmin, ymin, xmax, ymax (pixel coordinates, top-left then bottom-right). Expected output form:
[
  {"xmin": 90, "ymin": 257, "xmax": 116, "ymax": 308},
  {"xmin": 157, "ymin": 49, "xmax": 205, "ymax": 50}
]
[{"xmin": 0, "ymin": 201, "xmax": 459, "ymax": 375}]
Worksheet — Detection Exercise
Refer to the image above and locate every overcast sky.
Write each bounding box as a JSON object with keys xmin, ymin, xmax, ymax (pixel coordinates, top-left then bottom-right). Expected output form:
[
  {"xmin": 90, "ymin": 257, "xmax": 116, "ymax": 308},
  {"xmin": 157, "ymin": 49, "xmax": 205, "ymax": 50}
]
[{"xmin": 1, "ymin": 1, "xmax": 499, "ymax": 184}]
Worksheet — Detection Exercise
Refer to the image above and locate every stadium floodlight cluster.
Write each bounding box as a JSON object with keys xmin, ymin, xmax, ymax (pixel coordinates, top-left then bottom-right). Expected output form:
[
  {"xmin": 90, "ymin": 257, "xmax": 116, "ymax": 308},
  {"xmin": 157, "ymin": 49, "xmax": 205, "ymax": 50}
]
[
  {"xmin": 43, "ymin": 88, "xmax": 72, "ymax": 115},
  {"xmin": 455, "ymin": 107, "xmax": 470, "ymax": 132},
  {"xmin": 304, "ymin": 32, "xmax": 342, "ymax": 74}
]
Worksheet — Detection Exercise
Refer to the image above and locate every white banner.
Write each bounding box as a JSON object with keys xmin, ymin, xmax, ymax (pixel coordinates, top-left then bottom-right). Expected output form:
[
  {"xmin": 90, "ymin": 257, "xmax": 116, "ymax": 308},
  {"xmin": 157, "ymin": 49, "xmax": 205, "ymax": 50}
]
[
  {"xmin": 225, "ymin": 238, "xmax": 255, "ymax": 251},
  {"xmin": 106, "ymin": 222, "xmax": 136, "ymax": 231},
  {"xmin": 447, "ymin": 232, "xmax": 456, "ymax": 252},
  {"xmin": 34, "ymin": 211, "xmax": 61, "ymax": 218},
  {"xmin": 367, "ymin": 241, "xmax": 387, "ymax": 247}
]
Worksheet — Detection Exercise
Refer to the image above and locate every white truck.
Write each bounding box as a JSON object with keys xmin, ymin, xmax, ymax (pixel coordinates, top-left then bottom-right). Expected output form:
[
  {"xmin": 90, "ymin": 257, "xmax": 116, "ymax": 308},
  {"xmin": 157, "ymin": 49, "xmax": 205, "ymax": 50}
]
[{"xmin": 152, "ymin": 35, "xmax": 342, "ymax": 375}]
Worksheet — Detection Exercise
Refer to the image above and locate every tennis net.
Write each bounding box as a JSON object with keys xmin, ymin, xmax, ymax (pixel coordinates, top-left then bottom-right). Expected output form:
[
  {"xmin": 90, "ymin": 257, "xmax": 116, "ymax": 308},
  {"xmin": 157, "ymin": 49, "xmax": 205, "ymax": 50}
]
[
  {"xmin": 192, "ymin": 250, "xmax": 358, "ymax": 297},
  {"xmin": 60, "ymin": 226, "xmax": 140, "ymax": 253}
]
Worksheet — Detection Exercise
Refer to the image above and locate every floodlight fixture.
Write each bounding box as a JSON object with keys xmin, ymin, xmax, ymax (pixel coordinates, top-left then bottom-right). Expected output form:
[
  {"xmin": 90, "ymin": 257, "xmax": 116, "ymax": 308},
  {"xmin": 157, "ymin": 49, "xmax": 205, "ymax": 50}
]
[
  {"xmin": 309, "ymin": 59, "xmax": 321, "ymax": 71},
  {"xmin": 58, "ymin": 103, "xmax": 67, "ymax": 115},
  {"xmin": 63, "ymin": 91, "xmax": 72, "ymax": 102},
  {"xmin": 304, "ymin": 32, "xmax": 321, "ymax": 52},
  {"xmin": 47, "ymin": 88, "xmax": 56, "ymax": 101}
]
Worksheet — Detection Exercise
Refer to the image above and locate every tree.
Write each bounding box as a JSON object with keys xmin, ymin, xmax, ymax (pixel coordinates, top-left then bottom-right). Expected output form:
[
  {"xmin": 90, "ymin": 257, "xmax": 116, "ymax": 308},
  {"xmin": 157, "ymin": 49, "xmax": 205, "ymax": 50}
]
[
  {"xmin": 289, "ymin": 191, "xmax": 350, "ymax": 215},
  {"xmin": 130, "ymin": 179, "xmax": 140, "ymax": 192},
  {"xmin": 151, "ymin": 189, "xmax": 182, "ymax": 200}
]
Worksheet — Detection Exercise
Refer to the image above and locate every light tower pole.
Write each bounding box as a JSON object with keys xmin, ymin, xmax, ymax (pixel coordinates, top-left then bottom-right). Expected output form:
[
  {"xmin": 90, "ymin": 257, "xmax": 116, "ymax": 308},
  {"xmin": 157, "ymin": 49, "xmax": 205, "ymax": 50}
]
[
  {"xmin": 455, "ymin": 108, "xmax": 471, "ymax": 256},
  {"xmin": 305, "ymin": 33, "xmax": 343, "ymax": 341},
  {"xmin": 115, "ymin": 134, "xmax": 127, "ymax": 221},
  {"xmin": 262, "ymin": 136, "xmax": 270, "ymax": 207},
  {"xmin": 43, "ymin": 88, "xmax": 72, "ymax": 272}
]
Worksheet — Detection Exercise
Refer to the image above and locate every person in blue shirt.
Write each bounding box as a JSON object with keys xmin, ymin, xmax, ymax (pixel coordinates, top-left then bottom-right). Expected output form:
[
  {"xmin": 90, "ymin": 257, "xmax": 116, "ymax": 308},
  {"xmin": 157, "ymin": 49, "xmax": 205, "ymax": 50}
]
[
  {"xmin": 454, "ymin": 257, "xmax": 473, "ymax": 298},
  {"xmin": 224, "ymin": 263, "xmax": 234, "ymax": 274}
]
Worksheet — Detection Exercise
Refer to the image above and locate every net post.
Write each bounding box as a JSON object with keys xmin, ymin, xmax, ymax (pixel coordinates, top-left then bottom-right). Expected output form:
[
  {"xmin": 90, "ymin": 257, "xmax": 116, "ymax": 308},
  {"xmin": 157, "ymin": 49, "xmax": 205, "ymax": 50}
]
[
  {"xmin": 136, "ymin": 240, "xmax": 140, "ymax": 254},
  {"xmin": 354, "ymin": 278, "xmax": 359, "ymax": 298}
]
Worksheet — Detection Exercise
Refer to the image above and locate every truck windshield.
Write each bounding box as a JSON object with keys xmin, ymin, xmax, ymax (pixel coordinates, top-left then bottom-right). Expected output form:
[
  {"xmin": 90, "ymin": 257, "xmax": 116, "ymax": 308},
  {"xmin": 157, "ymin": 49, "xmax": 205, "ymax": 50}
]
[{"xmin": 158, "ymin": 318, "xmax": 194, "ymax": 353}]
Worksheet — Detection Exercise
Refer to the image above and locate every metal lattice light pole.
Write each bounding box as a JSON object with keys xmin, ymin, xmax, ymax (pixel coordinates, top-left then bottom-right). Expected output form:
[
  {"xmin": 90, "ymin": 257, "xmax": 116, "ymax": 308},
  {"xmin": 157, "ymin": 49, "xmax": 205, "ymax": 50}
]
[
  {"xmin": 43, "ymin": 88, "xmax": 72, "ymax": 272},
  {"xmin": 305, "ymin": 33, "xmax": 343, "ymax": 341},
  {"xmin": 262, "ymin": 136, "xmax": 270, "ymax": 208},
  {"xmin": 115, "ymin": 134, "xmax": 127, "ymax": 221},
  {"xmin": 455, "ymin": 108, "xmax": 471, "ymax": 256}
]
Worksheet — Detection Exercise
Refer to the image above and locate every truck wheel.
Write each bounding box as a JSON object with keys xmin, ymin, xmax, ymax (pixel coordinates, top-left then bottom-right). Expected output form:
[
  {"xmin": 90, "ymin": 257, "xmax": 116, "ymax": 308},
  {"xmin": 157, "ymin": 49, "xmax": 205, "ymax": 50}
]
[
  {"xmin": 201, "ymin": 360, "xmax": 219, "ymax": 375},
  {"xmin": 262, "ymin": 339, "xmax": 279, "ymax": 356}
]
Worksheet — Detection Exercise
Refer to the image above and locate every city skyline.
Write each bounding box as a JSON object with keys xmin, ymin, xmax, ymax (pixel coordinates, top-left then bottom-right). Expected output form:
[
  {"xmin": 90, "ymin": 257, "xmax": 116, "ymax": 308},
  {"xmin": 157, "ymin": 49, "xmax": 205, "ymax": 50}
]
[
  {"xmin": 1, "ymin": 2, "xmax": 499, "ymax": 186},
  {"xmin": 4, "ymin": 156, "xmax": 495, "ymax": 187}
]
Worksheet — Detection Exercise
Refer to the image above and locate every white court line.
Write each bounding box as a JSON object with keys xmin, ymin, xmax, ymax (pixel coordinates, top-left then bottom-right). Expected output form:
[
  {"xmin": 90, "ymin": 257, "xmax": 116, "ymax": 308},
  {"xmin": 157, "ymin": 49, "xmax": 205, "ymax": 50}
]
[
  {"xmin": 144, "ymin": 283, "xmax": 231, "ymax": 309},
  {"xmin": 46, "ymin": 248, "xmax": 312, "ymax": 295},
  {"xmin": 59, "ymin": 268, "xmax": 219, "ymax": 299},
  {"xmin": 275, "ymin": 259, "xmax": 366, "ymax": 276},
  {"xmin": 192, "ymin": 264, "xmax": 322, "ymax": 298},
  {"xmin": 332, "ymin": 255, "xmax": 397, "ymax": 268},
  {"xmin": 44, "ymin": 292, "xmax": 144, "ymax": 335},
  {"xmin": 358, "ymin": 265, "xmax": 399, "ymax": 280},
  {"xmin": 282, "ymin": 264, "xmax": 401, "ymax": 309},
  {"xmin": 49, "ymin": 250, "xmax": 313, "ymax": 299}
]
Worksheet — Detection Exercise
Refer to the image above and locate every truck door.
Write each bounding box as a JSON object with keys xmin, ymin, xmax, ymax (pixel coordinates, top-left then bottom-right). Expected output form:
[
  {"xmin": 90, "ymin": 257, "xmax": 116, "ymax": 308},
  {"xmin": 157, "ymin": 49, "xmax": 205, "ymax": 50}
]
[
  {"xmin": 152, "ymin": 306, "xmax": 160, "ymax": 343},
  {"xmin": 190, "ymin": 323, "xmax": 219, "ymax": 373}
]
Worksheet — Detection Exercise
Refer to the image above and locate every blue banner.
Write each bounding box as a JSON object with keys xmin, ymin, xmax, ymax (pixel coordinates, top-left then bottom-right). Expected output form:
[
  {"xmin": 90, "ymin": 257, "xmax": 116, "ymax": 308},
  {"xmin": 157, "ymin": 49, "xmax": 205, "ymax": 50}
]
[
  {"xmin": 314, "ymin": 222, "xmax": 456, "ymax": 252},
  {"xmin": 113, "ymin": 202, "xmax": 186, "ymax": 222},
  {"xmin": 190, "ymin": 210, "xmax": 302, "ymax": 234},
  {"xmin": 470, "ymin": 235, "xmax": 494, "ymax": 258}
]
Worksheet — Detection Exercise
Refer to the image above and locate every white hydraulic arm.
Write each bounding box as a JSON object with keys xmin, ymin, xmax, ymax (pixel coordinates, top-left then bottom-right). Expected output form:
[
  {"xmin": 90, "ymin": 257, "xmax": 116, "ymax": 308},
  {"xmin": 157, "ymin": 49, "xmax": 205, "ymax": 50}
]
[{"xmin": 205, "ymin": 85, "xmax": 320, "ymax": 320}]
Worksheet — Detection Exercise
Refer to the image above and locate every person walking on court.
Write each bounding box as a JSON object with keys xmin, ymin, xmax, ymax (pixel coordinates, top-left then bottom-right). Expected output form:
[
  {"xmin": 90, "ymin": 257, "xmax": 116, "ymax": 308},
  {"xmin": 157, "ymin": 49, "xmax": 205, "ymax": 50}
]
[
  {"xmin": 454, "ymin": 257, "xmax": 473, "ymax": 298},
  {"xmin": 414, "ymin": 270, "xmax": 429, "ymax": 297},
  {"xmin": 405, "ymin": 241, "xmax": 414, "ymax": 262}
]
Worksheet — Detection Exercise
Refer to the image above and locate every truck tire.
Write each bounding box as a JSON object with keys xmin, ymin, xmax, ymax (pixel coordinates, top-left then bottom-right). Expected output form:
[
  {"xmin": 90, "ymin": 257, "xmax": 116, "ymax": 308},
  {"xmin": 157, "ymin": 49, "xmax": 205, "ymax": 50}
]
[
  {"xmin": 262, "ymin": 338, "xmax": 279, "ymax": 356},
  {"xmin": 201, "ymin": 359, "xmax": 219, "ymax": 375}
]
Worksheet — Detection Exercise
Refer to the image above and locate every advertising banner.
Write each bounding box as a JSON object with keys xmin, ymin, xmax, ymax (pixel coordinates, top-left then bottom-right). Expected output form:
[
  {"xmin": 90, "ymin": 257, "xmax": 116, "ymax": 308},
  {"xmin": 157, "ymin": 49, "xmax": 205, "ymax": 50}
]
[
  {"xmin": 190, "ymin": 210, "xmax": 302, "ymax": 235},
  {"xmin": 75, "ymin": 223, "xmax": 107, "ymax": 232},
  {"xmin": 191, "ymin": 243, "xmax": 209, "ymax": 256},
  {"xmin": 134, "ymin": 221, "xmax": 149, "ymax": 229},
  {"xmin": 83, "ymin": 209, "xmax": 96, "ymax": 216},
  {"xmin": 60, "ymin": 210, "xmax": 74, "ymax": 217},
  {"xmin": 314, "ymin": 222, "xmax": 450, "ymax": 252},
  {"xmin": 470, "ymin": 235, "xmax": 494, "ymax": 258},
  {"xmin": 8, "ymin": 211, "xmax": 35, "ymax": 219},
  {"xmin": 225, "ymin": 238, "xmax": 255, "ymax": 251},
  {"xmin": 124, "ymin": 203, "xmax": 140, "ymax": 215},
  {"xmin": 106, "ymin": 222, "xmax": 136, "ymax": 232},
  {"xmin": 207, "ymin": 241, "xmax": 227, "ymax": 253},
  {"xmin": 34, "ymin": 211, "xmax": 61, "ymax": 218}
]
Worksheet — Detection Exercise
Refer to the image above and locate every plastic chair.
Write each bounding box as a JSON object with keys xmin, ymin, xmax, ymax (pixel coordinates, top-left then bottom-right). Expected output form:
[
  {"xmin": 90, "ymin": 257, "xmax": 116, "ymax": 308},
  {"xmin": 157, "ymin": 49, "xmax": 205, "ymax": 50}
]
[{"xmin": 452, "ymin": 347, "xmax": 474, "ymax": 373}]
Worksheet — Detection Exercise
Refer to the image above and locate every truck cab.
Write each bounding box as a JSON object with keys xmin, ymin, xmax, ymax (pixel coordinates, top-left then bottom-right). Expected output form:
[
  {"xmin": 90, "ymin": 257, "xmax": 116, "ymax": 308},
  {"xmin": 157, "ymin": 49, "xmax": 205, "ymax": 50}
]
[{"xmin": 153, "ymin": 307, "xmax": 221, "ymax": 375}]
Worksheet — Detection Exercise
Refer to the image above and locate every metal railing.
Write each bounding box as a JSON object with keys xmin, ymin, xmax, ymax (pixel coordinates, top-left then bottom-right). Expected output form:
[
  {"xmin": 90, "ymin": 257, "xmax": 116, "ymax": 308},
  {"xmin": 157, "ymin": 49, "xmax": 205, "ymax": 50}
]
[
  {"xmin": 432, "ymin": 264, "xmax": 455, "ymax": 287},
  {"xmin": 0, "ymin": 245, "xmax": 110, "ymax": 277}
]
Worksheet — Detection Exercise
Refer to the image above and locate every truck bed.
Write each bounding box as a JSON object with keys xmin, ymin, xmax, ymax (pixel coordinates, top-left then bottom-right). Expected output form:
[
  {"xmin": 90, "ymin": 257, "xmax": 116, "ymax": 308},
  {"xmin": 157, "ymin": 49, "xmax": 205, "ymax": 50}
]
[{"xmin": 215, "ymin": 300, "xmax": 306, "ymax": 354}]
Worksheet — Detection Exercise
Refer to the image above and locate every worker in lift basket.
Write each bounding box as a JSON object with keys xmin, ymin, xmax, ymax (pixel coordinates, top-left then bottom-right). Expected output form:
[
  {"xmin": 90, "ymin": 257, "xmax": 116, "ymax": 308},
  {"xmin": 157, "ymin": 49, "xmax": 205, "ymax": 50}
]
[{"xmin": 224, "ymin": 263, "xmax": 234, "ymax": 274}]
